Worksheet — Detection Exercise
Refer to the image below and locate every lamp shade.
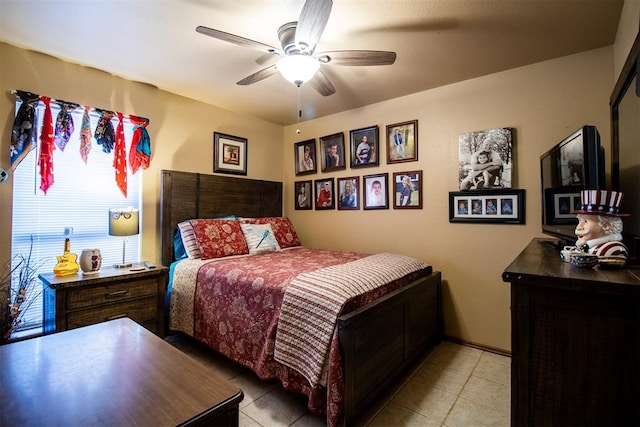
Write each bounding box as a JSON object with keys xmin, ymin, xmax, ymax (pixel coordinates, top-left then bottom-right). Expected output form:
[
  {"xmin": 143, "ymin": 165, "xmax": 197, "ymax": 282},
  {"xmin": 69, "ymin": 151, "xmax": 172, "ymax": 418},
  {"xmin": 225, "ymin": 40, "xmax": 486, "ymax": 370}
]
[
  {"xmin": 109, "ymin": 208, "xmax": 139, "ymax": 236},
  {"xmin": 276, "ymin": 55, "xmax": 320, "ymax": 85}
]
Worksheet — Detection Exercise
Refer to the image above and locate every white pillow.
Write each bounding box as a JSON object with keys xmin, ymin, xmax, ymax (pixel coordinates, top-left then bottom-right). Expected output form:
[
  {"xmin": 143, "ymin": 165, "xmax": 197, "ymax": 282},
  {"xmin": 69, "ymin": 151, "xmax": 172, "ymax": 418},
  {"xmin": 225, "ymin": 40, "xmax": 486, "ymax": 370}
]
[
  {"xmin": 240, "ymin": 223, "xmax": 281, "ymax": 255},
  {"xmin": 177, "ymin": 221, "xmax": 201, "ymax": 259}
]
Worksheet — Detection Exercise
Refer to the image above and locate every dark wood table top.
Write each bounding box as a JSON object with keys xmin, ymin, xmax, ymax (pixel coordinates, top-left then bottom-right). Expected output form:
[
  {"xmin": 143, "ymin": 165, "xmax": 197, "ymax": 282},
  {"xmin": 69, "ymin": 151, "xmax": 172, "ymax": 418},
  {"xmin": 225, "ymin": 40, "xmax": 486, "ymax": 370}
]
[
  {"xmin": 503, "ymin": 238, "xmax": 640, "ymax": 295},
  {"xmin": 39, "ymin": 264, "xmax": 167, "ymax": 289},
  {"xmin": 0, "ymin": 318, "xmax": 243, "ymax": 426}
]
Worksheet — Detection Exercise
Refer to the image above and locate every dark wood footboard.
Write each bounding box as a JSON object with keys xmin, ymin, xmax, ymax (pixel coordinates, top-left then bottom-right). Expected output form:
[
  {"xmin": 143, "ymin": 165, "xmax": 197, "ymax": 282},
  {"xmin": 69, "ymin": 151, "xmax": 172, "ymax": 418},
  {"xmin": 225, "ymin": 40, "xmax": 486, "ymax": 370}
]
[{"xmin": 338, "ymin": 271, "xmax": 442, "ymax": 425}]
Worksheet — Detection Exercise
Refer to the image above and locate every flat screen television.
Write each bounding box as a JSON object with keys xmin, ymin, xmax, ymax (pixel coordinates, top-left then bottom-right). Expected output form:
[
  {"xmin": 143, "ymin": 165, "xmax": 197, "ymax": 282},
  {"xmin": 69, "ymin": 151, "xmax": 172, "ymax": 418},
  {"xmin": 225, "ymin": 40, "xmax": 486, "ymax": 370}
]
[{"xmin": 540, "ymin": 125, "xmax": 605, "ymax": 246}]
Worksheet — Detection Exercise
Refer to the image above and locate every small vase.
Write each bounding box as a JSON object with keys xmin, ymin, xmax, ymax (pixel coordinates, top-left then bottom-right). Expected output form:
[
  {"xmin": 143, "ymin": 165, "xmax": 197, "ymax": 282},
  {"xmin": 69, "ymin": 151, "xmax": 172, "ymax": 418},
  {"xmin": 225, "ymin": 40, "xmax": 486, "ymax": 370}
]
[{"xmin": 79, "ymin": 249, "xmax": 102, "ymax": 275}]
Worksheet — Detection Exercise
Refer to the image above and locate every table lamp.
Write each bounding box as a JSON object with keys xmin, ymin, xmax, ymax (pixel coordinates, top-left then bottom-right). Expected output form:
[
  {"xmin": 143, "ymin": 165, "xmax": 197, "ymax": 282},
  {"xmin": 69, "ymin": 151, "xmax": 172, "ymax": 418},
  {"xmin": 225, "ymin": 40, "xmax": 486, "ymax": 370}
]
[{"xmin": 109, "ymin": 207, "xmax": 139, "ymax": 268}]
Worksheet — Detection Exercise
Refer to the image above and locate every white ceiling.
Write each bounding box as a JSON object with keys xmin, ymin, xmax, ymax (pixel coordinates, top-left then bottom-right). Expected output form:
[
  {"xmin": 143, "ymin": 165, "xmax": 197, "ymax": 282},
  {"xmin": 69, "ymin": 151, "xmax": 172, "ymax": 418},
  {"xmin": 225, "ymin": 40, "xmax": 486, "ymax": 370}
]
[{"xmin": 0, "ymin": 0, "xmax": 624, "ymax": 126}]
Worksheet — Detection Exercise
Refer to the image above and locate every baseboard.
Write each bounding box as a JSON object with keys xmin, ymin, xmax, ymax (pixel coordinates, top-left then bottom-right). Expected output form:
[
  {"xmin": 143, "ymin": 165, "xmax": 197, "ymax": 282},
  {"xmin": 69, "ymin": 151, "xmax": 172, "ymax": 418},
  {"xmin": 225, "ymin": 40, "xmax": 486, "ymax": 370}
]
[{"xmin": 443, "ymin": 334, "xmax": 511, "ymax": 357}]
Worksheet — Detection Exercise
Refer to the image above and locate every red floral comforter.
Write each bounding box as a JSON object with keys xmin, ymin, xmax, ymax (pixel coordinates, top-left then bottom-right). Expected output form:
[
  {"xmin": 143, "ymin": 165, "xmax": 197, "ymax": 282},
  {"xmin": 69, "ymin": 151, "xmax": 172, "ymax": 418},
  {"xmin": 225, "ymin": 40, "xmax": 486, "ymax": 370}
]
[{"xmin": 169, "ymin": 247, "xmax": 430, "ymax": 426}]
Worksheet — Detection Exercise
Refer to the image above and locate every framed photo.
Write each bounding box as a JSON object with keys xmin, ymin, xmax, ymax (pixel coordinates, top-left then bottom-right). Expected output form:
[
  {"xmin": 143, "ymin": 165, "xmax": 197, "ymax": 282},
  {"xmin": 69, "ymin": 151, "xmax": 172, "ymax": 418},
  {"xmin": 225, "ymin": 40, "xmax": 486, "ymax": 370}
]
[
  {"xmin": 386, "ymin": 120, "xmax": 418, "ymax": 163},
  {"xmin": 363, "ymin": 173, "xmax": 389, "ymax": 210},
  {"xmin": 544, "ymin": 188, "xmax": 581, "ymax": 224},
  {"xmin": 294, "ymin": 139, "xmax": 317, "ymax": 176},
  {"xmin": 393, "ymin": 170, "xmax": 422, "ymax": 209},
  {"xmin": 337, "ymin": 176, "xmax": 360, "ymax": 210},
  {"xmin": 314, "ymin": 178, "xmax": 335, "ymax": 210},
  {"xmin": 320, "ymin": 132, "xmax": 346, "ymax": 172},
  {"xmin": 214, "ymin": 132, "xmax": 247, "ymax": 175},
  {"xmin": 350, "ymin": 125, "xmax": 379, "ymax": 168},
  {"xmin": 458, "ymin": 127, "xmax": 513, "ymax": 190},
  {"xmin": 449, "ymin": 189, "xmax": 525, "ymax": 224},
  {"xmin": 294, "ymin": 180, "xmax": 312, "ymax": 210}
]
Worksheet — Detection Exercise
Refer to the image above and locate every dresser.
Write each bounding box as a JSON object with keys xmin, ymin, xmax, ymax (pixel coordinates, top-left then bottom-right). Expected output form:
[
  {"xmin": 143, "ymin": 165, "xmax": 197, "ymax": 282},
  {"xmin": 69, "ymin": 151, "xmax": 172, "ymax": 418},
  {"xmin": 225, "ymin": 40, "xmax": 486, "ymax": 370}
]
[
  {"xmin": 40, "ymin": 265, "xmax": 167, "ymax": 337},
  {"xmin": 502, "ymin": 239, "xmax": 640, "ymax": 426}
]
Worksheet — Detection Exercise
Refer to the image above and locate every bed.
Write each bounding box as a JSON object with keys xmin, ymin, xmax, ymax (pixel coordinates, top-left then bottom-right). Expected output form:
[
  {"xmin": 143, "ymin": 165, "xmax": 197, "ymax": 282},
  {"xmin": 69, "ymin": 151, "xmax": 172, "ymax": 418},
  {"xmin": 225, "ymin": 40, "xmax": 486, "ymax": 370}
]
[{"xmin": 160, "ymin": 170, "xmax": 442, "ymax": 426}]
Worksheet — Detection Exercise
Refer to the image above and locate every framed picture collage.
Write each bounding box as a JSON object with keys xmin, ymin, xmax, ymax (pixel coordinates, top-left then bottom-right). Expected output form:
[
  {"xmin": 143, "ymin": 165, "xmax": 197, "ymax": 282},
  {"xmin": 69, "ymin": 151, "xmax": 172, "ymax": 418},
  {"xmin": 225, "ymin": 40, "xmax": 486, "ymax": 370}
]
[
  {"xmin": 294, "ymin": 120, "xmax": 422, "ymax": 211},
  {"xmin": 449, "ymin": 127, "xmax": 526, "ymax": 224}
]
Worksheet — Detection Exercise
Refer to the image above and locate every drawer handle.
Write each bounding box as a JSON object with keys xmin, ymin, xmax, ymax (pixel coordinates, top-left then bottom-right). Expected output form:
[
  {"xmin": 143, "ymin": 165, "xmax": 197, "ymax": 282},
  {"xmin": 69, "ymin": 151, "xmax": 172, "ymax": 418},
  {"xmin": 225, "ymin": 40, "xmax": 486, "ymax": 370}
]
[
  {"xmin": 105, "ymin": 290, "xmax": 129, "ymax": 299},
  {"xmin": 106, "ymin": 313, "xmax": 128, "ymax": 321}
]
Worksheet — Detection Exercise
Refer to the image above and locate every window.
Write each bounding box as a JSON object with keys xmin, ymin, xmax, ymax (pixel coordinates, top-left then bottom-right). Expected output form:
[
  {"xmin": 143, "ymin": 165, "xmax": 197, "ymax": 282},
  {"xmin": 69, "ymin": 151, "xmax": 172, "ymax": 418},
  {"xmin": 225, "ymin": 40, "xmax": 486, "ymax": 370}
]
[{"xmin": 11, "ymin": 99, "xmax": 142, "ymax": 331}]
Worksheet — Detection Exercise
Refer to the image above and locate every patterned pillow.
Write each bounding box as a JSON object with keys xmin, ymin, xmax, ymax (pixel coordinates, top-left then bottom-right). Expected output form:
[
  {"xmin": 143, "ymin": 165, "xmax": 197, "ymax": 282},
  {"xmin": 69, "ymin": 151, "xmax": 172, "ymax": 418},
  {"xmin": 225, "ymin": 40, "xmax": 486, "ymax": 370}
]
[
  {"xmin": 177, "ymin": 215, "xmax": 239, "ymax": 259},
  {"xmin": 189, "ymin": 219, "xmax": 248, "ymax": 259},
  {"xmin": 177, "ymin": 221, "xmax": 200, "ymax": 259},
  {"xmin": 240, "ymin": 223, "xmax": 281, "ymax": 255},
  {"xmin": 245, "ymin": 217, "xmax": 301, "ymax": 248}
]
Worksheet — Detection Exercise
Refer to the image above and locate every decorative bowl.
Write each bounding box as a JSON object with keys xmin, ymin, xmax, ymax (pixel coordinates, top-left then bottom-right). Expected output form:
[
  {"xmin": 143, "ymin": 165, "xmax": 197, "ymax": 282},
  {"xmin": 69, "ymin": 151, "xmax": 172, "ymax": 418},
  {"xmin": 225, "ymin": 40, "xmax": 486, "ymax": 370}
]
[
  {"xmin": 570, "ymin": 253, "xmax": 599, "ymax": 268},
  {"xmin": 560, "ymin": 246, "xmax": 577, "ymax": 263}
]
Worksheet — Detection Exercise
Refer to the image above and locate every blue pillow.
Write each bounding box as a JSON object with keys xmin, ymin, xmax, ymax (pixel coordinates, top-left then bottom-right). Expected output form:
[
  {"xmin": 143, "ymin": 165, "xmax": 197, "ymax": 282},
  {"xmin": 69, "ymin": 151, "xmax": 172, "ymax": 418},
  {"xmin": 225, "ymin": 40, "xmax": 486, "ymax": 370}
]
[{"xmin": 173, "ymin": 228, "xmax": 188, "ymax": 260}]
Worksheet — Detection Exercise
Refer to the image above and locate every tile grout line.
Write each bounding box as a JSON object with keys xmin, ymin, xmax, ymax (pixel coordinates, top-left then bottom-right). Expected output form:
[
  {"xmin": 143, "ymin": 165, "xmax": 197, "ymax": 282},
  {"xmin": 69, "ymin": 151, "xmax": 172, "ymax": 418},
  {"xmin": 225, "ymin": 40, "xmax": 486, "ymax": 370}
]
[{"xmin": 439, "ymin": 349, "xmax": 485, "ymax": 426}]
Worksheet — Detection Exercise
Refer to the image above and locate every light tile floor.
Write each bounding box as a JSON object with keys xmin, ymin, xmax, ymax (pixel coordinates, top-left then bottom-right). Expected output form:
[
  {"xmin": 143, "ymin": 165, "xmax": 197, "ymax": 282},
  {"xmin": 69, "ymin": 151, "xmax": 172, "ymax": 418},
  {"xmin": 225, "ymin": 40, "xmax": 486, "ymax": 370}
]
[{"xmin": 165, "ymin": 335, "xmax": 511, "ymax": 426}]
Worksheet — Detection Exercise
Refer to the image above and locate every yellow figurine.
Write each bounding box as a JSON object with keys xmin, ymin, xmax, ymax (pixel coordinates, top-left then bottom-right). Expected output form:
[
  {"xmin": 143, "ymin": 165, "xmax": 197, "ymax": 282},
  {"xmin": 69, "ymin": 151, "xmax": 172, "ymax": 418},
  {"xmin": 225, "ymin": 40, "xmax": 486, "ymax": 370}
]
[{"xmin": 53, "ymin": 237, "xmax": 79, "ymax": 276}]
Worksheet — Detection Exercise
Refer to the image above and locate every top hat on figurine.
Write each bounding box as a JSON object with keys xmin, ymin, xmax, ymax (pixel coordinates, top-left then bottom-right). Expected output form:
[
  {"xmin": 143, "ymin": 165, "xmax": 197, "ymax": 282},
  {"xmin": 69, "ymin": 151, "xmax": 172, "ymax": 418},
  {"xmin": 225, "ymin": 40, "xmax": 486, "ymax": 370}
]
[{"xmin": 571, "ymin": 189, "xmax": 629, "ymax": 217}]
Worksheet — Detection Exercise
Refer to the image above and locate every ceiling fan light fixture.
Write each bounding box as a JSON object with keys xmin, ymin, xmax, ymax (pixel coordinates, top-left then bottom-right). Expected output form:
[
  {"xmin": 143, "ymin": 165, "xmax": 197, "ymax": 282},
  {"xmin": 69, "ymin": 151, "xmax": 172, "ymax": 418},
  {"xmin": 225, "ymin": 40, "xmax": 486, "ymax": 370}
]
[{"xmin": 276, "ymin": 55, "xmax": 320, "ymax": 86}]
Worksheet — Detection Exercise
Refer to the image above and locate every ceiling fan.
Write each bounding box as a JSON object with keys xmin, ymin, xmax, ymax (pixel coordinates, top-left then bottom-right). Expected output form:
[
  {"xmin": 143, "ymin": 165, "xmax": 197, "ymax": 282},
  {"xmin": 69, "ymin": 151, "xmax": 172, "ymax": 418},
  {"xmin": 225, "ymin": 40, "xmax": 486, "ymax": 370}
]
[{"xmin": 196, "ymin": 0, "xmax": 396, "ymax": 96}]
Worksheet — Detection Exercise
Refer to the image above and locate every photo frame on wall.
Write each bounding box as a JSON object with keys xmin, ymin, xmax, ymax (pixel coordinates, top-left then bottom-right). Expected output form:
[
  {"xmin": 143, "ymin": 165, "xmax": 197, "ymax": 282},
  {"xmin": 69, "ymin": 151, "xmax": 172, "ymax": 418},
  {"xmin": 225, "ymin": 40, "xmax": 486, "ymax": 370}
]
[
  {"xmin": 350, "ymin": 125, "xmax": 379, "ymax": 168},
  {"xmin": 363, "ymin": 173, "xmax": 389, "ymax": 210},
  {"xmin": 320, "ymin": 132, "xmax": 346, "ymax": 172},
  {"xmin": 294, "ymin": 180, "xmax": 312, "ymax": 210},
  {"xmin": 449, "ymin": 189, "xmax": 525, "ymax": 224},
  {"xmin": 386, "ymin": 120, "xmax": 418, "ymax": 164},
  {"xmin": 337, "ymin": 176, "xmax": 359, "ymax": 210},
  {"xmin": 294, "ymin": 139, "xmax": 317, "ymax": 176},
  {"xmin": 544, "ymin": 188, "xmax": 581, "ymax": 224},
  {"xmin": 214, "ymin": 132, "xmax": 247, "ymax": 175},
  {"xmin": 393, "ymin": 170, "xmax": 422, "ymax": 209},
  {"xmin": 458, "ymin": 127, "xmax": 513, "ymax": 190},
  {"xmin": 315, "ymin": 178, "xmax": 335, "ymax": 210}
]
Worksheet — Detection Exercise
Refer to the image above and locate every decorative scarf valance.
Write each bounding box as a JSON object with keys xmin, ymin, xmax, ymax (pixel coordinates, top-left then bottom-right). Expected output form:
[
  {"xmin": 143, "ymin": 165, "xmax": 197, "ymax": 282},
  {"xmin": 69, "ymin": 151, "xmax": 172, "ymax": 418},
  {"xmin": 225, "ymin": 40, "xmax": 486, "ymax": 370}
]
[{"xmin": 9, "ymin": 89, "xmax": 151, "ymax": 198}]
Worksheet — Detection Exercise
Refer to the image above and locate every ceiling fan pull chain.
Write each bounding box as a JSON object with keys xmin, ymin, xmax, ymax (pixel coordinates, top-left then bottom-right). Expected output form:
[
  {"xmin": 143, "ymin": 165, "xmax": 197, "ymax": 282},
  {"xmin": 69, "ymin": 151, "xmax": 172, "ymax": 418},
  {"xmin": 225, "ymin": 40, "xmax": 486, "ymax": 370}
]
[{"xmin": 296, "ymin": 85, "xmax": 302, "ymax": 134}]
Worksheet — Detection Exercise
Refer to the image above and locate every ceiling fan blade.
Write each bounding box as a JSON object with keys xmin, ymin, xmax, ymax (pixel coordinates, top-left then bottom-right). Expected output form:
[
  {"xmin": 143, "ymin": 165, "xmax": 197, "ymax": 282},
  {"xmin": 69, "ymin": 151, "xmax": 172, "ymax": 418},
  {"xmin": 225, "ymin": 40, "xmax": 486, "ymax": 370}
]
[
  {"xmin": 316, "ymin": 50, "xmax": 397, "ymax": 66},
  {"xmin": 236, "ymin": 65, "xmax": 279, "ymax": 86},
  {"xmin": 295, "ymin": 0, "xmax": 333, "ymax": 53},
  {"xmin": 308, "ymin": 70, "xmax": 335, "ymax": 96},
  {"xmin": 196, "ymin": 26, "xmax": 282, "ymax": 55}
]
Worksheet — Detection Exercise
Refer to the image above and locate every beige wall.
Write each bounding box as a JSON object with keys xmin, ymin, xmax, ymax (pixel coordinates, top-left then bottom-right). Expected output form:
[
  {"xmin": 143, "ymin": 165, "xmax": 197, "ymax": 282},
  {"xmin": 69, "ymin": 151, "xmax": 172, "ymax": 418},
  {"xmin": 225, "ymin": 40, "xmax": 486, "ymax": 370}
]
[
  {"xmin": 283, "ymin": 47, "xmax": 614, "ymax": 352},
  {"xmin": 614, "ymin": 0, "xmax": 640, "ymax": 78},
  {"xmin": 0, "ymin": 43, "xmax": 284, "ymax": 267}
]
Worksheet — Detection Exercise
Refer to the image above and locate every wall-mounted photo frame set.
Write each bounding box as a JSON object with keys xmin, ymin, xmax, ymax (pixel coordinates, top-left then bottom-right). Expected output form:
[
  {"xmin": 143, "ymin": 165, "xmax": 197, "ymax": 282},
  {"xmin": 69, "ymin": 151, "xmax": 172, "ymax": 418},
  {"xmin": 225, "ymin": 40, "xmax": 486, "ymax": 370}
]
[
  {"xmin": 350, "ymin": 125, "xmax": 379, "ymax": 168},
  {"xmin": 449, "ymin": 189, "xmax": 525, "ymax": 224},
  {"xmin": 294, "ymin": 139, "xmax": 317, "ymax": 176},
  {"xmin": 314, "ymin": 178, "xmax": 335, "ymax": 210},
  {"xmin": 214, "ymin": 132, "xmax": 247, "ymax": 175},
  {"xmin": 320, "ymin": 132, "xmax": 346, "ymax": 172},
  {"xmin": 337, "ymin": 176, "xmax": 360, "ymax": 210},
  {"xmin": 386, "ymin": 120, "xmax": 418, "ymax": 164},
  {"xmin": 393, "ymin": 170, "xmax": 422, "ymax": 209},
  {"xmin": 363, "ymin": 173, "xmax": 389, "ymax": 210},
  {"xmin": 294, "ymin": 180, "xmax": 312, "ymax": 210}
]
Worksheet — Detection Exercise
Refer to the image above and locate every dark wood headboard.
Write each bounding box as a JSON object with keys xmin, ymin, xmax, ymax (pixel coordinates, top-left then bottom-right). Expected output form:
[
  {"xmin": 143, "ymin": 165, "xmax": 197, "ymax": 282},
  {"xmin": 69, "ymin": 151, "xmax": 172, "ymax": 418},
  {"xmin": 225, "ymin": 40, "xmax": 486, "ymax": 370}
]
[{"xmin": 160, "ymin": 170, "xmax": 283, "ymax": 267}]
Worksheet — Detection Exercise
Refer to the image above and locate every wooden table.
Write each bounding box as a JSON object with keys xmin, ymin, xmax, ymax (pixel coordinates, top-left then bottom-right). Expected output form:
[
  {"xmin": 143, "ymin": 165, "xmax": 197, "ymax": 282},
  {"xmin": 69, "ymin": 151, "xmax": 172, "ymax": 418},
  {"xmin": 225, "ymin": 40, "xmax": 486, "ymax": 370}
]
[{"xmin": 0, "ymin": 318, "xmax": 243, "ymax": 426}]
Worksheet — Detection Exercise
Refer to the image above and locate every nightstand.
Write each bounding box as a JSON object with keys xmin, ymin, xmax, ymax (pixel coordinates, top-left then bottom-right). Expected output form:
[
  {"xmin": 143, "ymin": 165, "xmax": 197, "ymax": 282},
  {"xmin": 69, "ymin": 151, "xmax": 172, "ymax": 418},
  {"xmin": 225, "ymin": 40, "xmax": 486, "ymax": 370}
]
[{"xmin": 40, "ymin": 265, "xmax": 167, "ymax": 337}]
